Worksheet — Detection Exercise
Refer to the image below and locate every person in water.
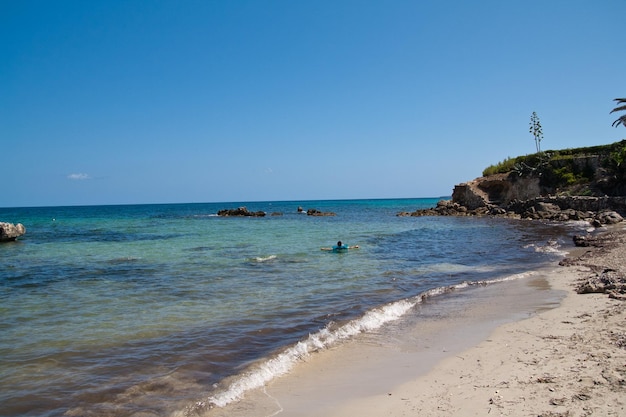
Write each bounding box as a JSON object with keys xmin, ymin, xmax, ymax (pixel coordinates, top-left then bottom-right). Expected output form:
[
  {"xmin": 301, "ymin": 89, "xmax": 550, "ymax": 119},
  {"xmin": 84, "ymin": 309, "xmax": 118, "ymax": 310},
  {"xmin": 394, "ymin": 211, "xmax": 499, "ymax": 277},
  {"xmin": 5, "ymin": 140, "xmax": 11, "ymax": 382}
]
[{"xmin": 321, "ymin": 241, "xmax": 360, "ymax": 251}]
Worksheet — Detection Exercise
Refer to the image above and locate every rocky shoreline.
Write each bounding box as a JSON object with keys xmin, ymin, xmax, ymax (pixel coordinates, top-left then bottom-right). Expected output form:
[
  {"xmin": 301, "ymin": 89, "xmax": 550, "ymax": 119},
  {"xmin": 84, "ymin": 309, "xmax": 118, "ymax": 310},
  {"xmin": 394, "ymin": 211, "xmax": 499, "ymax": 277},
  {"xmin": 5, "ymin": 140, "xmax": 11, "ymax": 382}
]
[
  {"xmin": 560, "ymin": 227, "xmax": 626, "ymax": 300},
  {"xmin": 398, "ymin": 196, "xmax": 624, "ymax": 226},
  {"xmin": 399, "ymin": 169, "xmax": 625, "ymax": 227}
]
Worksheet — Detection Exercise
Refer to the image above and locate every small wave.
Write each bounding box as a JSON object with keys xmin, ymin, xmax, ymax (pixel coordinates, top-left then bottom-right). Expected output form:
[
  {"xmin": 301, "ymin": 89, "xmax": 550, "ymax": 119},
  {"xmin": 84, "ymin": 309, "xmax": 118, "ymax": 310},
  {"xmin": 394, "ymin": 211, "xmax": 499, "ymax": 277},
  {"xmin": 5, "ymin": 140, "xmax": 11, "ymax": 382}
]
[
  {"xmin": 106, "ymin": 256, "xmax": 141, "ymax": 264},
  {"xmin": 248, "ymin": 255, "xmax": 277, "ymax": 263},
  {"xmin": 382, "ymin": 263, "xmax": 500, "ymax": 279},
  {"xmin": 523, "ymin": 239, "xmax": 568, "ymax": 256},
  {"xmin": 421, "ymin": 262, "xmax": 475, "ymax": 274},
  {"xmin": 465, "ymin": 270, "xmax": 536, "ymax": 286}
]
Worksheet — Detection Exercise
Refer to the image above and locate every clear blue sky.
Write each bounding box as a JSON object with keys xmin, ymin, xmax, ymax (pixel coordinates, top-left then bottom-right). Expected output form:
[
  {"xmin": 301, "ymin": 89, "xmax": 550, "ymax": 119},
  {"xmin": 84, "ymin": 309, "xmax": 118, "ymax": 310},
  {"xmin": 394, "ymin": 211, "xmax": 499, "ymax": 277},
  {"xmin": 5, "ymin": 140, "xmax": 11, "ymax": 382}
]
[{"xmin": 2, "ymin": 0, "xmax": 624, "ymax": 207}]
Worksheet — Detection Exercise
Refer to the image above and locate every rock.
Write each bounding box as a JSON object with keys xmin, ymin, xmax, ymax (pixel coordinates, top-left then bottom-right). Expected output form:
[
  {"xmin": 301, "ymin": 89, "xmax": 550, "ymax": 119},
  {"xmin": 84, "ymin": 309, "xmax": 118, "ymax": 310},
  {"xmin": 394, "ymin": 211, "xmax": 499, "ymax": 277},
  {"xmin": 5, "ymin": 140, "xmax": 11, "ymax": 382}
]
[
  {"xmin": 595, "ymin": 210, "xmax": 624, "ymax": 225},
  {"xmin": 591, "ymin": 219, "xmax": 604, "ymax": 228},
  {"xmin": 451, "ymin": 182, "xmax": 489, "ymax": 210},
  {"xmin": 452, "ymin": 174, "xmax": 541, "ymax": 210},
  {"xmin": 397, "ymin": 196, "xmax": 625, "ymax": 224},
  {"xmin": 489, "ymin": 206, "xmax": 506, "ymax": 215},
  {"xmin": 535, "ymin": 202, "xmax": 561, "ymax": 213},
  {"xmin": 217, "ymin": 207, "xmax": 266, "ymax": 217},
  {"xmin": 573, "ymin": 235, "xmax": 598, "ymax": 247},
  {"xmin": 306, "ymin": 209, "xmax": 336, "ymax": 216},
  {"xmin": 0, "ymin": 222, "xmax": 26, "ymax": 241},
  {"xmin": 576, "ymin": 268, "xmax": 626, "ymax": 295}
]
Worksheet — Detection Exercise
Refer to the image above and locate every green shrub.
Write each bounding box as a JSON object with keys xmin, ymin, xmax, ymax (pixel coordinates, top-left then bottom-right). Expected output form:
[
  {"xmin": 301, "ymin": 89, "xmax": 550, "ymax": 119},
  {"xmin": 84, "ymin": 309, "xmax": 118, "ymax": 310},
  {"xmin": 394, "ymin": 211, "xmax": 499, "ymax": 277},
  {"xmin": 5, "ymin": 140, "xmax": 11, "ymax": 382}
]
[
  {"xmin": 483, "ymin": 157, "xmax": 516, "ymax": 176},
  {"xmin": 610, "ymin": 144, "xmax": 626, "ymax": 168},
  {"xmin": 553, "ymin": 167, "xmax": 577, "ymax": 186}
]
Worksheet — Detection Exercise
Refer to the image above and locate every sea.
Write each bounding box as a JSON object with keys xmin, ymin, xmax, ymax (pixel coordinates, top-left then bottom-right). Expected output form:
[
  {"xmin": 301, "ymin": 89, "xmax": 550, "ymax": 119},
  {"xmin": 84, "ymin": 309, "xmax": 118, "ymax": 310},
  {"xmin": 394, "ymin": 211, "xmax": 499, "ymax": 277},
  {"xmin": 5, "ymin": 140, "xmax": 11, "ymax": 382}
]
[{"xmin": 0, "ymin": 198, "xmax": 589, "ymax": 417}]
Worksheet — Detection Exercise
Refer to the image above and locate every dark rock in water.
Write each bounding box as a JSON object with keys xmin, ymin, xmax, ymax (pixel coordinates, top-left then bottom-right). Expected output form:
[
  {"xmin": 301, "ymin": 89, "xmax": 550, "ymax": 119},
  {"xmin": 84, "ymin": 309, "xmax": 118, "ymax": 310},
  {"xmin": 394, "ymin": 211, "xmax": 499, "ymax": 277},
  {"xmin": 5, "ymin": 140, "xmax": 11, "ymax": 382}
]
[
  {"xmin": 0, "ymin": 222, "xmax": 26, "ymax": 241},
  {"xmin": 306, "ymin": 208, "xmax": 336, "ymax": 216},
  {"xmin": 217, "ymin": 207, "xmax": 266, "ymax": 217},
  {"xmin": 573, "ymin": 235, "xmax": 597, "ymax": 247}
]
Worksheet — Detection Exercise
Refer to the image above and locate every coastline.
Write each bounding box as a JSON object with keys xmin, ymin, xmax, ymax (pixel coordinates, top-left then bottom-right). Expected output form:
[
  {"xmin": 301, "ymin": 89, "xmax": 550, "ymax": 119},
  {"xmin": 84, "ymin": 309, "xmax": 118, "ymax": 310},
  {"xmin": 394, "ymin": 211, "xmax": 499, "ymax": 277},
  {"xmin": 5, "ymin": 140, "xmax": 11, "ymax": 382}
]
[
  {"xmin": 324, "ymin": 224, "xmax": 626, "ymax": 417},
  {"xmin": 204, "ymin": 224, "xmax": 626, "ymax": 417}
]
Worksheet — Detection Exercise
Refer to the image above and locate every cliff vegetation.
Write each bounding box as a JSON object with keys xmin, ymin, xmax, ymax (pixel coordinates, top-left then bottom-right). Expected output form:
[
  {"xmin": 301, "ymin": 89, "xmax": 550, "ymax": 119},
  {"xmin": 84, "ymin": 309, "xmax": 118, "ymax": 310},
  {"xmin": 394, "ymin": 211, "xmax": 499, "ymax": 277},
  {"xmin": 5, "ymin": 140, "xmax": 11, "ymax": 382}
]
[{"xmin": 482, "ymin": 139, "xmax": 626, "ymax": 197}]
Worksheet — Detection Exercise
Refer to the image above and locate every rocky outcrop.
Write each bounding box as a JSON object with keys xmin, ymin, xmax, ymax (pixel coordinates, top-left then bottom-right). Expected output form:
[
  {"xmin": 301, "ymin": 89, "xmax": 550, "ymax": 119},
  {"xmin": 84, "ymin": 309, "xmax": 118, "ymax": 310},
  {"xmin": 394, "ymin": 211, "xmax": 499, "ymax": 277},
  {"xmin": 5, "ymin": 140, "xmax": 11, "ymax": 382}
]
[
  {"xmin": 452, "ymin": 174, "xmax": 541, "ymax": 209},
  {"xmin": 0, "ymin": 222, "xmax": 26, "ymax": 241},
  {"xmin": 217, "ymin": 207, "xmax": 266, "ymax": 217},
  {"xmin": 503, "ymin": 197, "xmax": 625, "ymax": 224},
  {"xmin": 506, "ymin": 196, "xmax": 626, "ymax": 218},
  {"xmin": 398, "ymin": 196, "xmax": 624, "ymax": 225},
  {"xmin": 398, "ymin": 199, "xmax": 518, "ymax": 218},
  {"xmin": 400, "ymin": 159, "xmax": 626, "ymax": 225},
  {"xmin": 306, "ymin": 209, "xmax": 336, "ymax": 216}
]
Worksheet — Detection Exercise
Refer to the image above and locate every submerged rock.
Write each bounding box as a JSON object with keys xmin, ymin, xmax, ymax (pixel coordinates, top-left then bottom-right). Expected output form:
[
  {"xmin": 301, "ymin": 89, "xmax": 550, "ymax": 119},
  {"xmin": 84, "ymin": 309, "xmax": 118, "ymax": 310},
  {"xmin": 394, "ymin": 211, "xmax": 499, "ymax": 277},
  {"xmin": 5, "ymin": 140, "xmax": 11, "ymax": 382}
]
[{"xmin": 0, "ymin": 222, "xmax": 26, "ymax": 241}]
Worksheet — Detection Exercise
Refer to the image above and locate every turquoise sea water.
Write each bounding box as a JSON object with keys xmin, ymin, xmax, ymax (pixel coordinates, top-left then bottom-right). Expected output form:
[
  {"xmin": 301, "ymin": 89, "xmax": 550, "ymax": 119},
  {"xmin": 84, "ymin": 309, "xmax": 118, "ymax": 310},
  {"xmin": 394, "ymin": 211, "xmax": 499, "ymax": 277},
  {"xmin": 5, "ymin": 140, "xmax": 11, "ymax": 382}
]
[{"xmin": 0, "ymin": 199, "xmax": 584, "ymax": 416}]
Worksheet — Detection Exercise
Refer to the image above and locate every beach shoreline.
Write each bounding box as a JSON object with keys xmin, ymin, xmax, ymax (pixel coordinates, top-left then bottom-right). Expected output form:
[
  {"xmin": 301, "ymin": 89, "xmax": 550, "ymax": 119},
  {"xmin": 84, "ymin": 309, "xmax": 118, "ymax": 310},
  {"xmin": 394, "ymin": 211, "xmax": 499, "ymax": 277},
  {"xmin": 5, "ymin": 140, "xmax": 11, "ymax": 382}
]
[
  {"xmin": 323, "ymin": 225, "xmax": 626, "ymax": 417},
  {"xmin": 203, "ymin": 224, "xmax": 626, "ymax": 417}
]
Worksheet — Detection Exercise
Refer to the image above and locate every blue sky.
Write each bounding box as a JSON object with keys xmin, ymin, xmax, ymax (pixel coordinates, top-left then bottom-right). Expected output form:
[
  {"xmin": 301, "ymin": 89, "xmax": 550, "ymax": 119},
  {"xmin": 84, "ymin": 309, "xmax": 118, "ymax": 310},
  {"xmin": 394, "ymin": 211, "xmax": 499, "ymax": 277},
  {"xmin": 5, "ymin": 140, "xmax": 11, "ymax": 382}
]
[{"xmin": 2, "ymin": 0, "xmax": 624, "ymax": 207}]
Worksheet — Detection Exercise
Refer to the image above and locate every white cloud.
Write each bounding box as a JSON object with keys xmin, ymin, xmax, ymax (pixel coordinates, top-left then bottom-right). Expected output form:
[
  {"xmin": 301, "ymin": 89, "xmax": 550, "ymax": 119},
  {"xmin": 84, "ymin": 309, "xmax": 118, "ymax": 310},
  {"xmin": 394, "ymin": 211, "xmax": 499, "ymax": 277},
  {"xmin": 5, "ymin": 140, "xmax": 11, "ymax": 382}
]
[{"xmin": 67, "ymin": 173, "xmax": 91, "ymax": 180}]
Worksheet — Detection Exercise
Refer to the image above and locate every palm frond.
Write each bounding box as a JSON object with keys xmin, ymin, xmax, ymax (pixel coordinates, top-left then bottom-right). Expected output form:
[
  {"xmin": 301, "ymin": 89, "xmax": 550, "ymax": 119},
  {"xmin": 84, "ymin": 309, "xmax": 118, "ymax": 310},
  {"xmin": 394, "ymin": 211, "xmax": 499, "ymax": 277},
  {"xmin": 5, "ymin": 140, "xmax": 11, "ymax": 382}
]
[
  {"xmin": 610, "ymin": 104, "xmax": 626, "ymax": 114},
  {"xmin": 612, "ymin": 115, "xmax": 626, "ymax": 128}
]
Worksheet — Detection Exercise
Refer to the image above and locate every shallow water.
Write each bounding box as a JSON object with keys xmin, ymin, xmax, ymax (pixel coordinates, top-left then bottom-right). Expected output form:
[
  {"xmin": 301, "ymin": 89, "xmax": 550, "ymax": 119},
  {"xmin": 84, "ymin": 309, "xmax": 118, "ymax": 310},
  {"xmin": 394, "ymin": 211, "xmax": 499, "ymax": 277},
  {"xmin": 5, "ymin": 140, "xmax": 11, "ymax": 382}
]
[{"xmin": 0, "ymin": 199, "xmax": 585, "ymax": 416}]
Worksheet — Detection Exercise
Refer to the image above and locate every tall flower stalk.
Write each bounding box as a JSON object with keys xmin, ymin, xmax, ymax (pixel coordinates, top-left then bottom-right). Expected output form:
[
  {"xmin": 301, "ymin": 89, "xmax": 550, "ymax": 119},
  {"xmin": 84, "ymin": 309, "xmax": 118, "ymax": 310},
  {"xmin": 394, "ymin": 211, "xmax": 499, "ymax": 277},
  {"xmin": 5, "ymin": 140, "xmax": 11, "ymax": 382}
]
[{"xmin": 529, "ymin": 111, "xmax": 543, "ymax": 153}]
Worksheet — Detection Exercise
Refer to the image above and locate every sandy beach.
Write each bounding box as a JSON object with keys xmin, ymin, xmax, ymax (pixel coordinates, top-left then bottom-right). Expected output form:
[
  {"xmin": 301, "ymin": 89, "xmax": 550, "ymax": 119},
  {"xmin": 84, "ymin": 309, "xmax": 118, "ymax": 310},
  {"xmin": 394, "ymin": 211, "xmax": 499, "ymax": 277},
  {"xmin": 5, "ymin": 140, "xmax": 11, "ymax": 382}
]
[
  {"xmin": 207, "ymin": 224, "xmax": 626, "ymax": 417},
  {"xmin": 322, "ymin": 225, "xmax": 626, "ymax": 417}
]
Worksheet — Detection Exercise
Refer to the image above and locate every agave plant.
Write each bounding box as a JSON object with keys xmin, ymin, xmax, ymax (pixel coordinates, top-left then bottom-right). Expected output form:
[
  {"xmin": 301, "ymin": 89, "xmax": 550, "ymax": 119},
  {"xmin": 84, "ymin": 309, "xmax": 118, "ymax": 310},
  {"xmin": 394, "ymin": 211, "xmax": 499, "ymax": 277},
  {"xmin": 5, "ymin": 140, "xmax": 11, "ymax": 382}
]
[{"xmin": 611, "ymin": 98, "xmax": 626, "ymax": 128}]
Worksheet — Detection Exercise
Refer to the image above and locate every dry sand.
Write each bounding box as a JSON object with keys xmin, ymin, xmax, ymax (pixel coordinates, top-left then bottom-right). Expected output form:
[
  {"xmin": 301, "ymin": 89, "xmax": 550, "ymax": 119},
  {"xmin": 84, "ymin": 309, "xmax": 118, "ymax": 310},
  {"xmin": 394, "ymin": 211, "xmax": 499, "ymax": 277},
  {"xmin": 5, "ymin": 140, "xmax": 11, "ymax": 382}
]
[{"xmin": 206, "ymin": 225, "xmax": 626, "ymax": 417}]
